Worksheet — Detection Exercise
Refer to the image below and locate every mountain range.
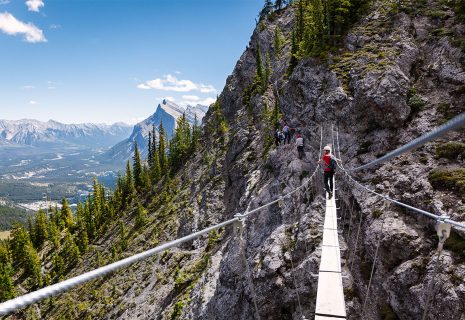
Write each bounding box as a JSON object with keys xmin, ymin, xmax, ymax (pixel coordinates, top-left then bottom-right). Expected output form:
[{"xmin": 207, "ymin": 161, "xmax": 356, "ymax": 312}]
[{"xmin": 0, "ymin": 119, "xmax": 132, "ymax": 148}]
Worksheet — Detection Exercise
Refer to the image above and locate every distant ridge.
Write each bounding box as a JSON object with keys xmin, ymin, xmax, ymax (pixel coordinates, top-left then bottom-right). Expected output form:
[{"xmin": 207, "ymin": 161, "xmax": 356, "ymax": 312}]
[
  {"xmin": 0, "ymin": 119, "xmax": 132, "ymax": 148},
  {"xmin": 105, "ymin": 99, "xmax": 208, "ymax": 162}
]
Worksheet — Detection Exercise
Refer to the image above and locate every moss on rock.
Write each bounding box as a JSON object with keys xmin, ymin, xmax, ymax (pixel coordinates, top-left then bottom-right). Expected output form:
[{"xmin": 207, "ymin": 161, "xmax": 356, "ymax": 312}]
[
  {"xmin": 436, "ymin": 142, "xmax": 465, "ymax": 160},
  {"xmin": 429, "ymin": 168, "xmax": 465, "ymax": 199}
]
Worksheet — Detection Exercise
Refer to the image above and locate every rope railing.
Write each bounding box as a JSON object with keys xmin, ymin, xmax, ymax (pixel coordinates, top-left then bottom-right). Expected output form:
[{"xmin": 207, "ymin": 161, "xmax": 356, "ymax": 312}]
[
  {"xmin": 0, "ymin": 127, "xmax": 323, "ymax": 317},
  {"xmin": 347, "ymin": 112, "xmax": 465, "ymax": 172},
  {"xmin": 334, "ymin": 127, "xmax": 465, "ymax": 230}
]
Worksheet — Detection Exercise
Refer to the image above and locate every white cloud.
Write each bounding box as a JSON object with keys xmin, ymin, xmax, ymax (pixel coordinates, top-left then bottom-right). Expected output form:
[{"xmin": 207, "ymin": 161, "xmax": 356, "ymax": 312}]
[
  {"xmin": 23, "ymin": 85, "xmax": 36, "ymax": 89},
  {"xmin": 47, "ymin": 80, "xmax": 60, "ymax": 89},
  {"xmin": 137, "ymin": 74, "xmax": 217, "ymax": 93},
  {"xmin": 29, "ymin": 100, "xmax": 37, "ymax": 105},
  {"xmin": 165, "ymin": 96, "xmax": 175, "ymax": 102},
  {"xmin": 0, "ymin": 12, "xmax": 46, "ymax": 43},
  {"xmin": 199, "ymin": 84, "xmax": 216, "ymax": 93},
  {"xmin": 26, "ymin": 0, "xmax": 44, "ymax": 12},
  {"xmin": 181, "ymin": 96, "xmax": 216, "ymax": 107},
  {"xmin": 0, "ymin": 1, "xmax": 10, "ymax": 5},
  {"xmin": 49, "ymin": 24, "xmax": 60, "ymax": 29},
  {"xmin": 137, "ymin": 83, "xmax": 151, "ymax": 90},
  {"xmin": 182, "ymin": 95, "xmax": 199, "ymax": 101}
]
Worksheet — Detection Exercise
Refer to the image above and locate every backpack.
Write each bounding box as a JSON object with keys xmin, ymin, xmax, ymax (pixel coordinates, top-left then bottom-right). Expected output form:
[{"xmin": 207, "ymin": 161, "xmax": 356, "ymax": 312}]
[{"xmin": 328, "ymin": 157, "xmax": 337, "ymax": 171}]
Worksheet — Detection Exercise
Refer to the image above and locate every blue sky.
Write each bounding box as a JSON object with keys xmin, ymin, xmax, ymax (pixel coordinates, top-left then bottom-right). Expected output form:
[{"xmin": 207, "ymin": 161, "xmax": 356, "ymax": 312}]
[{"xmin": 0, "ymin": 0, "xmax": 263, "ymax": 124}]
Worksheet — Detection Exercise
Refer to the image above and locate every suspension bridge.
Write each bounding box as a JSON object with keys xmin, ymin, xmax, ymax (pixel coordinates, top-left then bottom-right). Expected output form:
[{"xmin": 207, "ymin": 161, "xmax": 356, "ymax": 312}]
[{"xmin": 0, "ymin": 112, "xmax": 464, "ymax": 319}]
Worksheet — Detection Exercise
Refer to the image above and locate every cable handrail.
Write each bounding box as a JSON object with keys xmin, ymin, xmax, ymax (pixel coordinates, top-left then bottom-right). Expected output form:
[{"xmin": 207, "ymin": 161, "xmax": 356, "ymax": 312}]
[
  {"xmin": 347, "ymin": 112, "xmax": 465, "ymax": 171},
  {"xmin": 334, "ymin": 127, "xmax": 465, "ymax": 230},
  {"xmin": 0, "ymin": 127, "xmax": 323, "ymax": 316}
]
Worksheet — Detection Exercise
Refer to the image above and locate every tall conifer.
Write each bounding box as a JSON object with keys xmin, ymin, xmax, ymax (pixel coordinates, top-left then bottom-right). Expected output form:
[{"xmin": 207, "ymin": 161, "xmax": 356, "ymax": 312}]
[
  {"xmin": 61, "ymin": 198, "xmax": 74, "ymax": 230},
  {"xmin": 133, "ymin": 142, "xmax": 143, "ymax": 191},
  {"xmin": 158, "ymin": 122, "xmax": 168, "ymax": 173}
]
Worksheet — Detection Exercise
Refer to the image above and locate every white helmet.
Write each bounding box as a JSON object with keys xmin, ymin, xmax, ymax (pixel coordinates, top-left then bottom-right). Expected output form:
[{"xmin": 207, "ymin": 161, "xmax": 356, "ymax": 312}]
[{"xmin": 323, "ymin": 145, "xmax": 331, "ymax": 151}]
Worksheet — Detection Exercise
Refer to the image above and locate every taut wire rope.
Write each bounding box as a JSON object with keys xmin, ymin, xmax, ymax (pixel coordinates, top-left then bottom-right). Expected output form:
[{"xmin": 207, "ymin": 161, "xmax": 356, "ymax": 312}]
[{"xmin": 347, "ymin": 112, "xmax": 465, "ymax": 171}]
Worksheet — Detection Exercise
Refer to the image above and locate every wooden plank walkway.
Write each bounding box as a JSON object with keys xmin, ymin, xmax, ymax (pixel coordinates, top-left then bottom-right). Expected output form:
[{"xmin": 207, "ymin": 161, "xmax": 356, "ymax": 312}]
[{"xmin": 315, "ymin": 180, "xmax": 346, "ymax": 319}]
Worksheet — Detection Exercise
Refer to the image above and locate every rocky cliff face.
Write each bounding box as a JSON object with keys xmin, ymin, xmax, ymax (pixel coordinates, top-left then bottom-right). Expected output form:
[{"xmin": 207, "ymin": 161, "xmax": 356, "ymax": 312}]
[
  {"xmin": 14, "ymin": 1, "xmax": 465, "ymax": 319},
  {"xmin": 148, "ymin": 1, "xmax": 465, "ymax": 318}
]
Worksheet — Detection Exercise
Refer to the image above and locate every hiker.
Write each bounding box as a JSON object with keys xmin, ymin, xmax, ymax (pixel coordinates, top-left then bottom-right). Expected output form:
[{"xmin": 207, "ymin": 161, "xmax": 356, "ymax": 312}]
[
  {"xmin": 274, "ymin": 129, "xmax": 281, "ymax": 147},
  {"xmin": 279, "ymin": 131, "xmax": 285, "ymax": 145},
  {"xmin": 283, "ymin": 124, "xmax": 290, "ymax": 144},
  {"xmin": 318, "ymin": 145, "xmax": 339, "ymax": 199},
  {"xmin": 295, "ymin": 133, "xmax": 304, "ymax": 159}
]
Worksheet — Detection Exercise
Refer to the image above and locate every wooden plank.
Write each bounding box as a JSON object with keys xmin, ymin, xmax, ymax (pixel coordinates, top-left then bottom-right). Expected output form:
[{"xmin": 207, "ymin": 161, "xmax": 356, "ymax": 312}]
[
  {"xmin": 320, "ymin": 246, "xmax": 342, "ymax": 272},
  {"xmin": 322, "ymin": 228, "xmax": 339, "ymax": 247},
  {"xmin": 315, "ymin": 271, "xmax": 347, "ymax": 317},
  {"xmin": 323, "ymin": 214, "xmax": 338, "ymax": 229}
]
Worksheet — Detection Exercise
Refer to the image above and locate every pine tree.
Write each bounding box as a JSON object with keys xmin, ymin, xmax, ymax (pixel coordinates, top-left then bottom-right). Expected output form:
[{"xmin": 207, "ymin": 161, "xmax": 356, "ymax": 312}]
[
  {"xmin": 53, "ymin": 253, "xmax": 64, "ymax": 278},
  {"xmin": 61, "ymin": 231, "xmax": 80, "ymax": 269},
  {"xmin": 135, "ymin": 202, "xmax": 147, "ymax": 229},
  {"xmin": 169, "ymin": 113, "xmax": 192, "ymax": 170},
  {"xmin": 259, "ymin": 0, "xmax": 274, "ymax": 20},
  {"xmin": 151, "ymin": 125, "xmax": 157, "ymax": 163},
  {"xmin": 91, "ymin": 178, "xmax": 102, "ymax": 230},
  {"xmin": 158, "ymin": 122, "xmax": 168, "ymax": 173},
  {"xmin": 0, "ymin": 266, "xmax": 15, "ymax": 302},
  {"xmin": 150, "ymin": 126, "xmax": 161, "ymax": 182},
  {"xmin": 287, "ymin": 28, "xmax": 298, "ymax": 76},
  {"xmin": 84, "ymin": 199, "xmax": 96, "ymax": 240},
  {"xmin": 48, "ymin": 220, "xmax": 60, "ymax": 249},
  {"xmin": 297, "ymin": 0, "xmax": 305, "ymax": 41},
  {"xmin": 123, "ymin": 160, "xmax": 136, "ymax": 206},
  {"xmin": 0, "ymin": 243, "xmax": 14, "ymax": 301},
  {"xmin": 147, "ymin": 130, "xmax": 153, "ymax": 168},
  {"xmin": 27, "ymin": 215, "xmax": 35, "ymax": 246},
  {"xmin": 23, "ymin": 243, "xmax": 42, "ymax": 287},
  {"xmin": 61, "ymin": 198, "xmax": 74, "ymax": 230},
  {"xmin": 273, "ymin": 26, "xmax": 285, "ymax": 56},
  {"xmin": 141, "ymin": 165, "xmax": 151, "ymax": 192},
  {"xmin": 133, "ymin": 142, "xmax": 143, "ymax": 191},
  {"xmin": 0, "ymin": 243, "xmax": 11, "ymax": 266},
  {"xmin": 190, "ymin": 114, "xmax": 202, "ymax": 153},
  {"xmin": 274, "ymin": 0, "xmax": 286, "ymax": 10},
  {"xmin": 119, "ymin": 221, "xmax": 128, "ymax": 251},
  {"xmin": 254, "ymin": 43, "xmax": 264, "ymax": 90},
  {"xmin": 77, "ymin": 222, "xmax": 88, "ymax": 254},
  {"xmin": 10, "ymin": 223, "xmax": 31, "ymax": 266},
  {"xmin": 33, "ymin": 209, "xmax": 48, "ymax": 248}
]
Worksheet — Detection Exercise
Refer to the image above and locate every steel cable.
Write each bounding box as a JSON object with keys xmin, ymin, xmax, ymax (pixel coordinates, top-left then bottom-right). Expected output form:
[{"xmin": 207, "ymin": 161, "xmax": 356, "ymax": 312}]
[
  {"xmin": 347, "ymin": 112, "xmax": 465, "ymax": 172},
  {"xmin": 334, "ymin": 127, "xmax": 465, "ymax": 230}
]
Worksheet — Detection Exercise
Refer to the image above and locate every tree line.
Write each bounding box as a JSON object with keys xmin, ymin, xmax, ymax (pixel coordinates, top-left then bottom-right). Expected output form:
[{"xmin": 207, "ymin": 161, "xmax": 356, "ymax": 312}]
[{"xmin": 0, "ymin": 114, "xmax": 204, "ymax": 302}]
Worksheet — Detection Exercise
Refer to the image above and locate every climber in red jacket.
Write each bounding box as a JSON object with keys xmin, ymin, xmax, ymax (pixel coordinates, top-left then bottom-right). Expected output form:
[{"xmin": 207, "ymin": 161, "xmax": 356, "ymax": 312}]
[{"xmin": 318, "ymin": 145, "xmax": 340, "ymax": 199}]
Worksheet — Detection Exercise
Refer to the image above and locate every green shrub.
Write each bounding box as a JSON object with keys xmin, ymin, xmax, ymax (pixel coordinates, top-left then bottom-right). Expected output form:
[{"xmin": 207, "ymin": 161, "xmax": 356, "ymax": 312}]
[
  {"xmin": 429, "ymin": 168, "xmax": 465, "ymax": 199},
  {"xmin": 372, "ymin": 209, "xmax": 383, "ymax": 218},
  {"xmin": 407, "ymin": 87, "xmax": 426, "ymax": 113},
  {"xmin": 436, "ymin": 142, "xmax": 465, "ymax": 160}
]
